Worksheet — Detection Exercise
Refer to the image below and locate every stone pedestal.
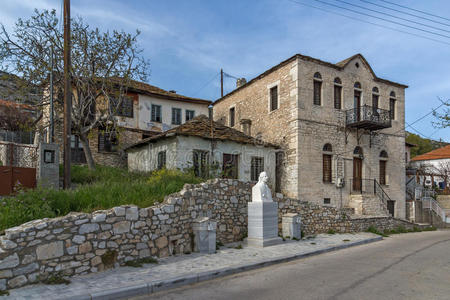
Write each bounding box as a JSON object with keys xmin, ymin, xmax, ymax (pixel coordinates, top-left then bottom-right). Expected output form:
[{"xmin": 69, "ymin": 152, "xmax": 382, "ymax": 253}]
[
  {"xmin": 38, "ymin": 143, "xmax": 60, "ymax": 189},
  {"xmin": 193, "ymin": 217, "xmax": 217, "ymax": 254},
  {"xmin": 282, "ymin": 213, "xmax": 301, "ymax": 239},
  {"xmin": 246, "ymin": 202, "xmax": 283, "ymax": 247}
]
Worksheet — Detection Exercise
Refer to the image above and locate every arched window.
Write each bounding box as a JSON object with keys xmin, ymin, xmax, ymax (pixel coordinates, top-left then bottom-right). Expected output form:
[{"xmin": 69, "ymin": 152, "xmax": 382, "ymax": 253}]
[
  {"xmin": 372, "ymin": 87, "xmax": 379, "ymax": 113},
  {"xmin": 334, "ymin": 78, "xmax": 342, "ymax": 109},
  {"xmin": 313, "ymin": 72, "xmax": 322, "ymax": 106},
  {"xmin": 323, "ymin": 143, "xmax": 333, "ymax": 183},
  {"xmin": 379, "ymin": 150, "xmax": 388, "ymax": 185},
  {"xmin": 354, "ymin": 82, "xmax": 361, "ymax": 89},
  {"xmin": 354, "ymin": 146, "xmax": 363, "ymax": 156},
  {"xmin": 389, "ymin": 91, "xmax": 396, "ymax": 120}
]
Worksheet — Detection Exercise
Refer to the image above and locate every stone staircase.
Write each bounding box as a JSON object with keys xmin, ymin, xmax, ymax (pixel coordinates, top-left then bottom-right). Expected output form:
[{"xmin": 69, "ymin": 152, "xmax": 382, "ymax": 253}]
[{"xmin": 362, "ymin": 194, "xmax": 389, "ymax": 216}]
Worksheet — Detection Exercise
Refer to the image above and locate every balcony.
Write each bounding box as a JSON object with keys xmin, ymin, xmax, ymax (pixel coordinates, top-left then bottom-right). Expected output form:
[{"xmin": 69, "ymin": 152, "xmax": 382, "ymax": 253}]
[{"xmin": 345, "ymin": 105, "xmax": 392, "ymax": 130}]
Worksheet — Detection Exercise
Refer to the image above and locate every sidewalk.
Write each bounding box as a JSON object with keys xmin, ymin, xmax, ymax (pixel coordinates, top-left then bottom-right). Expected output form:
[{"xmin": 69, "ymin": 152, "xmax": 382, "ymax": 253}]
[{"xmin": 6, "ymin": 233, "xmax": 381, "ymax": 300}]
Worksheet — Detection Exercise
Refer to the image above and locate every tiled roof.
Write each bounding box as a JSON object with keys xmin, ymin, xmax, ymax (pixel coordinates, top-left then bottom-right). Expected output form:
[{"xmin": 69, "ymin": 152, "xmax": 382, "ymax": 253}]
[
  {"xmin": 214, "ymin": 53, "xmax": 407, "ymax": 105},
  {"xmin": 125, "ymin": 115, "xmax": 279, "ymax": 151},
  {"xmin": 111, "ymin": 78, "xmax": 212, "ymax": 105},
  {"xmin": 411, "ymin": 145, "xmax": 450, "ymax": 161}
]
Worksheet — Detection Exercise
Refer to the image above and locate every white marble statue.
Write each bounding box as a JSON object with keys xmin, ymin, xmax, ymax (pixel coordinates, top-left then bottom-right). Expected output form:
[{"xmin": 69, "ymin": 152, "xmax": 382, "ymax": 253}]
[{"xmin": 252, "ymin": 171, "xmax": 273, "ymax": 202}]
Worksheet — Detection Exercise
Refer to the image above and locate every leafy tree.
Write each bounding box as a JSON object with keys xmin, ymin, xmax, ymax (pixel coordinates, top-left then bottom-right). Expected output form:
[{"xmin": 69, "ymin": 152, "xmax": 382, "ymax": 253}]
[
  {"xmin": 406, "ymin": 133, "xmax": 434, "ymax": 158},
  {"xmin": 0, "ymin": 9, "xmax": 149, "ymax": 169}
]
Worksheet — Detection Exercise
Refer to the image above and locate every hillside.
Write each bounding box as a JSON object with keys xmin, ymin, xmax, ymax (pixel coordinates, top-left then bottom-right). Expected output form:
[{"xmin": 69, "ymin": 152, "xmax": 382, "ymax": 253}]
[{"xmin": 406, "ymin": 131, "xmax": 449, "ymax": 158}]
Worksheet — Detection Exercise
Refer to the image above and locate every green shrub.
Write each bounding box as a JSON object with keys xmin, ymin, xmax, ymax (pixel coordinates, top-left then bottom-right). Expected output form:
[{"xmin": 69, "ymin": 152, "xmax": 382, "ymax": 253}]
[
  {"xmin": 0, "ymin": 166, "xmax": 204, "ymax": 231},
  {"xmin": 423, "ymin": 226, "xmax": 437, "ymax": 231},
  {"xmin": 366, "ymin": 226, "xmax": 388, "ymax": 237},
  {"xmin": 327, "ymin": 229, "xmax": 336, "ymax": 235}
]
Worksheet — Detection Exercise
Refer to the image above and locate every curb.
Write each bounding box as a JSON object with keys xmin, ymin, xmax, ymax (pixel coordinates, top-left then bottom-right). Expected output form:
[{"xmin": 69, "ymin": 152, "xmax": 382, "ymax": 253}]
[{"xmin": 67, "ymin": 236, "xmax": 383, "ymax": 300}]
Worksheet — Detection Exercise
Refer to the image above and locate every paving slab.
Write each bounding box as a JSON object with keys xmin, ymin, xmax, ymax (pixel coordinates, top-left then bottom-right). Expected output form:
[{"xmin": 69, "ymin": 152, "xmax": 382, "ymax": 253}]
[{"xmin": 5, "ymin": 233, "xmax": 381, "ymax": 300}]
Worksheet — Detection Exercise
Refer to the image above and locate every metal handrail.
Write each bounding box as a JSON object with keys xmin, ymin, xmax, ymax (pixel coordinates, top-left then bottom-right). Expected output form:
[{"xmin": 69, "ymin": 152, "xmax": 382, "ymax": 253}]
[
  {"xmin": 422, "ymin": 196, "xmax": 449, "ymax": 223},
  {"xmin": 345, "ymin": 105, "xmax": 392, "ymax": 127}
]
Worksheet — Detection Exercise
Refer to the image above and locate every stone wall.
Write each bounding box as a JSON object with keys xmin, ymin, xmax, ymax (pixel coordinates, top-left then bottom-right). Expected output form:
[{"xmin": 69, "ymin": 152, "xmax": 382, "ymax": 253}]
[{"xmin": 0, "ymin": 179, "xmax": 421, "ymax": 291}]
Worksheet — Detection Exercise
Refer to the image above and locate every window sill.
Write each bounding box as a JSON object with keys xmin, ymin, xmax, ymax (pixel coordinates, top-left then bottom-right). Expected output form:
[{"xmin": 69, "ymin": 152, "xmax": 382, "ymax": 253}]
[{"xmin": 268, "ymin": 108, "xmax": 279, "ymax": 114}]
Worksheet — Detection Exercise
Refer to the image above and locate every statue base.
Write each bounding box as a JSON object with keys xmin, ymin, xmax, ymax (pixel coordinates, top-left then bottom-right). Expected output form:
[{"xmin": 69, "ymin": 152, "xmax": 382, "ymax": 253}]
[{"xmin": 246, "ymin": 202, "xmax": 283, "ymax": 248}]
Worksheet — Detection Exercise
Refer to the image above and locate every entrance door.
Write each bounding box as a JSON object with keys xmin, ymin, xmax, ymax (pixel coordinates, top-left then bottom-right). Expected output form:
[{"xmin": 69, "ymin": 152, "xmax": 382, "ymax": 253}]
[
  {"xmin": 353, "ymin": 157, "xmax": 362, "ymax": 192},
  {"xmin": 222, "ymin": 154, "xmax": 239, "ymax": 179},
  {"xmin": 354, "ymin": 90, "xmax": 361, "ymax": 122},
  {"xmin": 387, "ymin": 200, "xmax": 395, "ymax": 216}
]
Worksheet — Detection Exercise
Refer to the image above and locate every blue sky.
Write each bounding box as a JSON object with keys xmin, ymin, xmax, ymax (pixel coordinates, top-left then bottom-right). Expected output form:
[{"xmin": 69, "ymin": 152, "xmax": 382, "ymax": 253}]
[{"xmin": 1, "ymin": 0, "xmax": 449, "ymax": 141}]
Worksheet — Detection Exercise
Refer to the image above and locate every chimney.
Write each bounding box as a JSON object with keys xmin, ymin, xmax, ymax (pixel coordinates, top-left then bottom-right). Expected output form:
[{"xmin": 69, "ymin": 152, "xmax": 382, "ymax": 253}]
[
  {"xmin": 240, "ymin": 119, "xmax": 252, "ymax": 136},
  {"xmin": 208, "ymin": 105, "xmax": 213, "ymax": 120},
  {"xmin": 236, "ymin": 78, "xmax": 247, "ymax": 88}
]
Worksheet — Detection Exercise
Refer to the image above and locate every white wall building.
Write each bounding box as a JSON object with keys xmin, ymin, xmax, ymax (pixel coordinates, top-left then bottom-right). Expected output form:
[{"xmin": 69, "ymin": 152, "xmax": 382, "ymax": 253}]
[{"xmin": 125, "ymin": 115, "xmax": 279, "ymax": 188}]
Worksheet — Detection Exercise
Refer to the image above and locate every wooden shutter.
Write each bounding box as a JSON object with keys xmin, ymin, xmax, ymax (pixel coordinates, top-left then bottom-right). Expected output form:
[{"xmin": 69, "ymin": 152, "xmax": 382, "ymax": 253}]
[
  {"xmin": 323, "ymin": 154, "xmax": 332, "ymax": 183},
  {"xmin": 314, "ymin": 81, "xmax": 322, "ymax": 105},
  {"xmin": 334, "ymin": 85, "xmax": 341, "ymax": 109},
  {"xmin": 380, "ymin": 160, "xmax": 386, "ymax": 185},
  {"xmin": 270, "ymin": 86, "xmax": 278, "ymax": 111}
]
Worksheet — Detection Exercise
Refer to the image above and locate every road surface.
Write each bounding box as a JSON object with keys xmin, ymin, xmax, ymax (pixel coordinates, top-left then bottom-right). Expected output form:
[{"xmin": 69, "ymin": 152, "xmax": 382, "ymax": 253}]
[{"xmin": 133, "ymin": 230, "xmax": 450, "ymax": 300}]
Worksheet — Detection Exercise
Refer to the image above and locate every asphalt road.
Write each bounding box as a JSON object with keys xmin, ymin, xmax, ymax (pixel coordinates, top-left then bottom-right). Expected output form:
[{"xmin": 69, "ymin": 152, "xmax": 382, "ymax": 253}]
[{"xmin": 133, "ymin": 230, "xmax": 450, "ymax": 300}]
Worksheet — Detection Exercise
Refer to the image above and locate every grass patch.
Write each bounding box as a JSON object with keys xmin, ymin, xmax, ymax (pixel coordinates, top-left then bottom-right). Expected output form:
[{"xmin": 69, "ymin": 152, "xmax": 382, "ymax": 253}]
[
  {"xmin": 0, "ymin": 167, "xmax": 203, "ymax": 231},
  {"xmin": 124, "ymin": 257, "xmax": 158, "ymax": 268},
  {"xmin": 41, "ymin": 273, "xmax": 71, "ymax": 285},
  {"xmin": 234, "ymin": 244, "xmax": 243, "ymax": 249},
  {"xmin": 310, "ymin": 242, "xmax": 316, "ymax": 245},
  {"xmin": 0, "ymin": 290, "xmax": 9, "ymax": 297},
  {"xmin": 423, "ymin": 226, "xmax": 437, "ymax": 231},
  {"xmin": 366, "ymin": 226, "xmax": 389, "ymax": 237},
  {"xmin": 343, "ymin": 239, "xmax": 351, "ymax": 242},
  {"xmin": 327, "ymin": 229, "xmax": 336, "ymax": 235}
]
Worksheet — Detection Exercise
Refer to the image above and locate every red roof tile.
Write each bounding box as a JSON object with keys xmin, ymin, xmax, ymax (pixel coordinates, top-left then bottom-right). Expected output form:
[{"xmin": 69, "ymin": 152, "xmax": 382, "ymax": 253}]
[{"xmin": 411, "ymin": 145, "xmax": 450, "ymax": 161}]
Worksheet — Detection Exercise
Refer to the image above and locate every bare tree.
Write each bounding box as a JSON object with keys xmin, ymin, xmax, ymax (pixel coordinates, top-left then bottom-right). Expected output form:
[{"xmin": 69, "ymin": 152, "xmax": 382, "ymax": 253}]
[
  {"xmin": 0, "ymin": 9, "xmax": 149, "ymax": 169},
  {"xmin": 432, "ymin": 161, "xmax": 450, "ymax": 193},
  {"xmin": 433, "ymin": 97, "xmax": 450, "ymax": 128}
]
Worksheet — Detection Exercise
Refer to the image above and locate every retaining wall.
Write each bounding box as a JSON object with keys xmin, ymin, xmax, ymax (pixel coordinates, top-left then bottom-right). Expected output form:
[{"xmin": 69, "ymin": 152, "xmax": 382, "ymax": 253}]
[{"xmin": 0, "ymin": 179, "xmax": 422, "ymax": 290}]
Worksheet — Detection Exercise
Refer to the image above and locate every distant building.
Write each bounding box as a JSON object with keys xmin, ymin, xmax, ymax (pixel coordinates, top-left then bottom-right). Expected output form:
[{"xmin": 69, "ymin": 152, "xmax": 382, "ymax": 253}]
[
  {"xmin": 42, "ymin": 80, "xmax": 211, "ymax": 167},
  {"xmin": 410, "ymin": 144, "xmax": 450, "ymax": 189},
  {"xmin": 213, "ymin": 53, "xmax": 408, "ymax": 218},
  {"xmin": 125, "ymin": 115, "xmax": 278, "ymax": 186}
]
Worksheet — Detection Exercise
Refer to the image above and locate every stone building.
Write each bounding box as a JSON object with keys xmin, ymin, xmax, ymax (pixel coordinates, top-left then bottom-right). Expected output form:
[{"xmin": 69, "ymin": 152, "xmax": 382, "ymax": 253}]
[
  {"xmin": 125, "ymin": 115, "xmax": 278, "ymax": 186},
  {"xmin": 42, "ymin": 80, "xmax": 211, "ymax": 167},
  {"xmin": 213, "ymin": 53, "xmax": 408, "ymax": 218}
]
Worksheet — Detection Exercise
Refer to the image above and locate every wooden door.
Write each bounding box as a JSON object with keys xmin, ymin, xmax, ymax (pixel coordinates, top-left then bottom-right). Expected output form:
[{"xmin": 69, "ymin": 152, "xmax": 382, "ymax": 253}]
[
  {"xmin": 222, "ymin": 154, "xmax": 239, "ymax": 179},
  {"xmin": 353, "ymin": 157, "xmax": 362, "ymax": 192},
  {"xmin": 387, "ymin": 200, "xmax": 395, "ymax": 216},
  {"xmin": 354, "ymin": 91, "xmax": 361, "ymax": 122}
]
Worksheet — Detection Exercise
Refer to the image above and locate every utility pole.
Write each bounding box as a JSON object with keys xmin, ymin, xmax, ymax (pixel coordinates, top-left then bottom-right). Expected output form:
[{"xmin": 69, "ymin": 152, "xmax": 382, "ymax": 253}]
[
  {"xmin": 220, "ymin": 68, "xmax": 223, "ymax": 98},
  {"xmin": 50, "ymin": 46, "xmax": 54, "ymax": 143},
  {"xmin": 63, "ymin": 0, "xmax": 71, "ymax": 189}
]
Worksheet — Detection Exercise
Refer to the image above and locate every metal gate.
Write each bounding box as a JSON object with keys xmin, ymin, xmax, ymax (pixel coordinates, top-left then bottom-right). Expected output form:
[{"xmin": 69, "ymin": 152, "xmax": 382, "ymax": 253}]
[{"xmin": 0, "ymin": 142, "xmax": 37, "ymax": 195}]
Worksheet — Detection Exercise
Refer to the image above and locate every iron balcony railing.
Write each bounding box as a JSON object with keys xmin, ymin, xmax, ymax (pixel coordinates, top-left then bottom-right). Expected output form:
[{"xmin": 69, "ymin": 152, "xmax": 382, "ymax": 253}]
[{"xmin": 345, "ymin": 105, "xmax": 392, "ymax": 130}]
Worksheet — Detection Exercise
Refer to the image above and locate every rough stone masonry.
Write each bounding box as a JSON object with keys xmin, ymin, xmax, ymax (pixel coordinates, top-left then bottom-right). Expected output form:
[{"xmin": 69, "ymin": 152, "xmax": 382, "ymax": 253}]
[{"xmin": 0, "ymin": 179, "xmax": 421, "ymax": 291}]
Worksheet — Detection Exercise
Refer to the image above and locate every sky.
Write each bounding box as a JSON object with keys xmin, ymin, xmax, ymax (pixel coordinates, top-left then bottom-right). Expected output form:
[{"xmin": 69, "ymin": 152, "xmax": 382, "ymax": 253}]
[{"xmin": 1, "ymin": 0, "xmax": 449, "ymax": 141}]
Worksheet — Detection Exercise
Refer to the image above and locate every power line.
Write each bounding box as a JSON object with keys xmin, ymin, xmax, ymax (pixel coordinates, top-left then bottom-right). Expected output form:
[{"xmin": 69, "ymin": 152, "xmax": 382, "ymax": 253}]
[
  {"xmin": 311, "ymin": 0, "xmax": 450, "ymax": 39},
  {"xmin": 360, "ymin": 0, "xmax": 450, "ymax": 27},
  {"xmin": 192, "ymin": 72, "xmax": 220, "ymax": 96},
  {"xmin": 285, "ymin": 0, "xmax": 450, "ymax": 46},
  {"xmin": 380, "ymin": 0, "xmax": 450, "ymax": 22},
  {"xmin": 333, "ymin": 0, "xmax": 450, "ymax": 34}
]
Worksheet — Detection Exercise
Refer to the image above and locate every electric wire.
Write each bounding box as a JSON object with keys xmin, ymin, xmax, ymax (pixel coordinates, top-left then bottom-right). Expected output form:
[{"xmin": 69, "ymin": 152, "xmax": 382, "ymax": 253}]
[
  {"xmin": 360, "ymin": 0, "xmax": 450, "ymax": 27},
  {"xmin": 285, "ymin": 0, "xmax": 450, "ymax": 46},
  {"xmin": 379, "ymin": 0, "xmax": 450, "ymax": 22},
  {"xmin": 192, "ymin": 72, "xmax": 220, "ymax": 96},
  {"xmin": 333, "ymin": 0, "xmax": 450, "ymax": 34},
  {"xmin": 310, "ymin": 0, "xmax": 450, "ymax": 39}
]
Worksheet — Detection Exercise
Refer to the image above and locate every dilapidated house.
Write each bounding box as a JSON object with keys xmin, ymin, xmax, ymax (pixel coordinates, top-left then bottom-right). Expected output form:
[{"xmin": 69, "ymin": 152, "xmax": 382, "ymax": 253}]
[{"xmin": 125, "ymin": 115, "xmax": 279, "ymax": 187}]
